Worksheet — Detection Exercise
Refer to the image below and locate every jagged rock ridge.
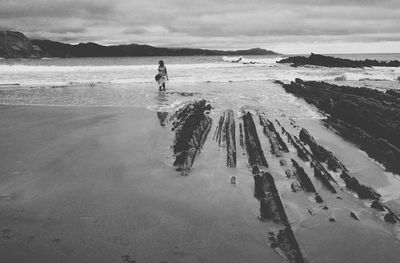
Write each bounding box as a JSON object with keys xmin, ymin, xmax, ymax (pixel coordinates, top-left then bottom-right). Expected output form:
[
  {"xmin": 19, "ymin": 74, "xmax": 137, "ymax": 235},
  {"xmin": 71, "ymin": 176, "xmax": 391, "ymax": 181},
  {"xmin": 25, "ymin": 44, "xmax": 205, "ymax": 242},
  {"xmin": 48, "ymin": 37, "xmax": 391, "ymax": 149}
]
[{"xmin": 277, "ymin": 53, "xmax": 400, "ymax": 68}]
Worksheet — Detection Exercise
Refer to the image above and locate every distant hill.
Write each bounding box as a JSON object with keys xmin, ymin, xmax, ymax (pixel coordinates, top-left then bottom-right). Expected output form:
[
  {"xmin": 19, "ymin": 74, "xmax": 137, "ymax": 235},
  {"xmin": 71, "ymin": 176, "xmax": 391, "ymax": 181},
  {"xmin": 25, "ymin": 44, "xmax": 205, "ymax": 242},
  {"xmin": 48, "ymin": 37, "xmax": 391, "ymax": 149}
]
[
  {"xmin": 0, "ymin": 30, "xmax": 278, "ymax": 58},
  {"xmin": 32, "ymin": 40, "xmax": 278, "ymax": 58},
  {"xmin": 0, "ymin": 31, "xmax": 45, "ymax": 58}
]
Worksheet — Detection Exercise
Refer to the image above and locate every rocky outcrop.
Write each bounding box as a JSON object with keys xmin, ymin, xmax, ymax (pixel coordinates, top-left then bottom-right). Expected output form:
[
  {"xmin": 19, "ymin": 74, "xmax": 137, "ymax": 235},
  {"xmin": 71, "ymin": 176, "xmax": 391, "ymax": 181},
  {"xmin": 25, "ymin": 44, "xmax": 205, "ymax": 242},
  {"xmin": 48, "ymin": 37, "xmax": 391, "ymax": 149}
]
[
  {"xmin": 291, "ymin": 159, "xmax": 316, "ymax": 193},
  {"xmin": 214, "ymin": 110, "xmax": 237, "ymax": 167},
  {"xmin": 282, "ymin": 126, "xmax": 338, "ymax": 193},
  {"xmin": 279, "ymin": 80, "xmax": 400, "ymax": 175},
  {"xmin": 0, "ymin": 31, "xmax": 44, "ymax": 58},
  {"xmin": 387, "ymin": 89, "xmax": 400, "ymax": 99},
  {"xmin": 340, "ymin": 171, "xmax": 381, "ymax": 200},
  {"xmin": 259, "ymin": 114, "xmax": 289, "ymax": 156},
  {"xmin": 171, "ymin": 100, "xmax": 212, "ymax": 176},
  {"xmin": 299, "ymin": 128, "xmax": 347, "ymax": 172},
  {"xmin": 242, "ymin": 112, "xmax": 268, "ymax": 168},
  {"xmin": 282, "ymin": 127, "xmax": 309, "ymax": 162},
  {"xmin": 253, "ymin": 167, "xmax": 305, "ymax": 263},
  {"xmin": 277, "ymin": 53, "xmax": 400, "ymax": 68}
]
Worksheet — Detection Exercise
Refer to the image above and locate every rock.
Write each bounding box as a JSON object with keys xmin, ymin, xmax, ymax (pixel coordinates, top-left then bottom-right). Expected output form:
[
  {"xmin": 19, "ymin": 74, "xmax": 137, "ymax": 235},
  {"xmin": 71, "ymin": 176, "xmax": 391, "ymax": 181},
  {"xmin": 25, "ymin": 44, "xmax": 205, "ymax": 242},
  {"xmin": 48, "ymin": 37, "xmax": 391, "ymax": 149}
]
[
  {"xmin": 315, "ymin": 194, "xmax": 323, "ymax": 203},
  {"xmin": 254, "ymin": 173, "xmax": 266, "ymax": 199},
  {"xmin": 329, "ymin": 218, "xmax": 336, "ymax": 222},
  {"xmin": 171, "ymin": 100, "xmax": 212, "ymax": 176},
  {"xmin": 291, "ymin": 181, "xmax": 302, "ymax": 192},
  {"xmin": 295, "ymin": 78, "xmax": 304, "ymax": 84},
  {"xmin": 384, "ymin": 213, "xmax": 397, "ymax": 224},
  {"xmin": 350, "ymin": 211, "xmax": 360, "ymax": 221},
  {"xmin": 282, "ymin": 129, "xmax": 309, "ymax": 161},
  {"xmin": 259, "ymin": 115, "xmax": 289, "ymax": 155},
  {"xmin": 314, "ymin": 166, "xmax": 337, "ymax": 194},
  {"xmin": 291, "ymin": 159, "xmax": 316, "ymax": 192},
  {"xmin": 340, "ymin": 171, "xmax": 381, "ymax": 200},
  {"xmin": 386, "ymin": 89, "xmax": 400, "ymax": 99},
  {"xmin": 215, "ymin": 110, "xmax": 236, "ymax": 167},
  {"xmin": 277, "ymin": 80, "xmax": 400, "ymax": 175},
  {"xmin": 0, "ymin": 31, "xmax": 44, "ymax": 58},
  {"xmin": 243, "ymin": 112, "xmax": 268, "ymax": 168},
  {"xmin": 371, "ymin": 200, "xmax": 385, "ymax": 211},
  {"xmin": 277, "ymin": 53, "xmax": 400, "ymax": 68},
  {"xmin": 299, "ymin": 128, "xmax": 346, "ymax": 172}
]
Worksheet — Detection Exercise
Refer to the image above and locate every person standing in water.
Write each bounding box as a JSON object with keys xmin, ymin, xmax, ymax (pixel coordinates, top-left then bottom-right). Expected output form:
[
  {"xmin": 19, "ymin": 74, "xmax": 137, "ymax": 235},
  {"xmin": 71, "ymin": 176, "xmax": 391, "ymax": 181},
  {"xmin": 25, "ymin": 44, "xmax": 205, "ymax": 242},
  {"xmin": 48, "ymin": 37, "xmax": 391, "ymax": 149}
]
[{"xmin": 157, "ymin": 60, "xmax": 168, "ymax": 91}]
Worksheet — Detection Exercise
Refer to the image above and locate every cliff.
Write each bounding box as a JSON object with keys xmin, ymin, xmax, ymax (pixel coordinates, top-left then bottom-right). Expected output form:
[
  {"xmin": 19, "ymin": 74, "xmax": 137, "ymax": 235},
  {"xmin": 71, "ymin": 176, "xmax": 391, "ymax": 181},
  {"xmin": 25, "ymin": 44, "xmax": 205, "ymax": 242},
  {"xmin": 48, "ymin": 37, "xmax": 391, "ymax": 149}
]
[
  {"xmin": 0, "ymin": 31, "xmax": 44, "ymax": 58},
  {"xmin": 277, "ymin": 53, "xmax": 400, "ymax": 68}
]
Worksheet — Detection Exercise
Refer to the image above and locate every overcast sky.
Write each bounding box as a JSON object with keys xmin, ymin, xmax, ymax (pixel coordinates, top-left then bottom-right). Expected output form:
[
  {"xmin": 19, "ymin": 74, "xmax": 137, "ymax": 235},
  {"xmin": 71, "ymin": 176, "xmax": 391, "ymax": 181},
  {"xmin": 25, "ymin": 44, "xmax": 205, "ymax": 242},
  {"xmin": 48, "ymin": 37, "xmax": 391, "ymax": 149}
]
[{"xmin": 1, "ymin": 0, "xmax": 399, "ymax": 54}]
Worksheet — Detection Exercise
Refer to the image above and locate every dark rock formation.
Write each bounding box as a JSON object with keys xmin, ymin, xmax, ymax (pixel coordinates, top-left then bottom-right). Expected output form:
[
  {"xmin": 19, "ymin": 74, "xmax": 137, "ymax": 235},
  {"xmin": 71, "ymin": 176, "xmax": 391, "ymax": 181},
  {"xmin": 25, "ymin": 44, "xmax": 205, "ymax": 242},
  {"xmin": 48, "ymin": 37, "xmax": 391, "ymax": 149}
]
[
  {"xmin": 315, "ymin": 193, "xmax": 323, "ymax": 204},
  {"xmin": 239, "ymin": 123, "xmax": 244, "ymax": 151},
  {"xmin": 313, "ymin": 165, "xmax": 337, "ymax": 194},
  {"xmin": 32, "ymin": 39, "xmax": 278, "ymax": 58},
  {"xmin": 277, "ymin": 53, "xmax": 400, "ymax": 68},
  {"xmin": 259, "ymin": 115, "xmax": 289, "ymax": 156},
  {"xmin": 242, "ymin": 112, "xmax": 268, "ymax": 168},
  {"xmin": 371, "ymin": 200, "xmax": 385, "ymax": 211},
  {"xmin": 350, "ymin": 211, "xmax": 360, "ymax": 221},
  {"xmin": 384, "ymin": 213, "xmax": 397, "ymax": 224},
  {"xmin": 282, "ymin": 127, "xmax": 309, "ymax": 161},
  {"xmin": 271, "ymin": 229, "xmax": 305, "ymax": 263},
  {"xmin": 0, "ymin": 31, "xmax": 44, "ymax": 58},
  {"xmin": 387, "ymin": 89, "xmax": 400, "ymax": 99},
  {"xmin": 255, "ymin": 170, "xmax": 288, "ymax": 224},
  {"xmin": 282, "ymin": 126, "xmax": 337, "ymax": 193},
  {"xmin": 171, "ymin": 100, "xmax": 212, "ymax": 175},
  {"xmin": 214, "ymin": 110, "xmax": 237, "ymax": 167},
  {"xmin": 340, "ymin": 171, "xmax": 381, "ymax": 200},
  {"xmin": 279, "ymin": 80, "xmax": 400, "ymax": 175},
  {"xmin": 299, "ymin": 128, "xmax": 347, "ymax": 172},
  {"xmin": 254, "ymin": 167, "xmax": 305, "ymax": 263},
  {"xmin": 291, "ymin": 159, "xmax": 316, "ymax": 193}
]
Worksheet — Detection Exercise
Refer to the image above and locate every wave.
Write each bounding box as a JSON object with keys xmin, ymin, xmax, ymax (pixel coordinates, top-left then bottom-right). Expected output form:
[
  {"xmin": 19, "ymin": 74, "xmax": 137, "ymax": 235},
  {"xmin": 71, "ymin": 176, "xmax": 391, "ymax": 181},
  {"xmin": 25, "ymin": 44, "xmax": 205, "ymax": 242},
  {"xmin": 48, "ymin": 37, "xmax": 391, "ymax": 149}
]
[
  {"xmin": 0, "ymin": 63, "xmax": 256, "ymax": 74},
  {"xmin": 222, "ymin": 56, "xmax": 286, "ymax": 65}
]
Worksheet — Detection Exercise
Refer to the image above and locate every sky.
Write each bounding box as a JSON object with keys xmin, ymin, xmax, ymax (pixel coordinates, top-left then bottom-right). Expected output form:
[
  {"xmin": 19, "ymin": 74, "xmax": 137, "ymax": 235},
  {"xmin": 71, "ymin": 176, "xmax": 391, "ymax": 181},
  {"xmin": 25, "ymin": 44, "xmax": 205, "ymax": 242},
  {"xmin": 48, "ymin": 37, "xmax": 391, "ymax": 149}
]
[{"xmin": 1, "ymin": 0, "xmax": 399, "ymax": 54}]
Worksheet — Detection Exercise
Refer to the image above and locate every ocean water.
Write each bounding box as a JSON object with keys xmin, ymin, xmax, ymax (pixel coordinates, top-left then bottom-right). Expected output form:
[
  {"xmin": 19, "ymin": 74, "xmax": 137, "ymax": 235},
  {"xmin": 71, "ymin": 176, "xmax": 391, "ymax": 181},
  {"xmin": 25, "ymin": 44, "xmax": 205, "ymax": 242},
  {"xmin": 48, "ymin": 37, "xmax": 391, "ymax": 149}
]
[{"xmin": 0, "ymin": 54, "xmax": 399, "ymax": 114}]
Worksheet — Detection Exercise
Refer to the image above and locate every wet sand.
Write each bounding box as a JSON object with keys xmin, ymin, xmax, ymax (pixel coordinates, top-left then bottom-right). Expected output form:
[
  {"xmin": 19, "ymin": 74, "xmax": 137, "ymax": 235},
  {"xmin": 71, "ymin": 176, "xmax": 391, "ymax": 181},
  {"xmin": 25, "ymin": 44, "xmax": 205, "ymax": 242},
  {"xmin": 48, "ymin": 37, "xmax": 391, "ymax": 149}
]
[
  {"xmin": 0, "ymin": 105, "xmax": 281, "ymax": 263},
  {"xmin": 1, "ymin": 83, "xmax": 400, "ymax": 262}
]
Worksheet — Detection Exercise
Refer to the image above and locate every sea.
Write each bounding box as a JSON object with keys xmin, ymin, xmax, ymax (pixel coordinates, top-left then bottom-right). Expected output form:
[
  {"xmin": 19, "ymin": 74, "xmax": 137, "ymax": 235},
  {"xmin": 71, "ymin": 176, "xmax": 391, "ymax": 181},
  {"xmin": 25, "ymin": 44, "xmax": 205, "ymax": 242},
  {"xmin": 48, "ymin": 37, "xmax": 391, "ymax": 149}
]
[{"xmin": 0, "ymin": 53, "xmax": 399, "ymax": 117}]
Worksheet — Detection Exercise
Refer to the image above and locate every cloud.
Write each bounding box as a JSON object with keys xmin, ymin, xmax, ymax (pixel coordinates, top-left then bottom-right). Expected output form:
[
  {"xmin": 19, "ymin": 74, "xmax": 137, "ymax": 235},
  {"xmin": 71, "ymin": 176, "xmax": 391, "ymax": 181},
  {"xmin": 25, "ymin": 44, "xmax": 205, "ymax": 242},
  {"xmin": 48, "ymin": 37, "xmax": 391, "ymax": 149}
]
[{"xmin": 0, "ymin": 0, "xmax": 399, "ymax": 53}]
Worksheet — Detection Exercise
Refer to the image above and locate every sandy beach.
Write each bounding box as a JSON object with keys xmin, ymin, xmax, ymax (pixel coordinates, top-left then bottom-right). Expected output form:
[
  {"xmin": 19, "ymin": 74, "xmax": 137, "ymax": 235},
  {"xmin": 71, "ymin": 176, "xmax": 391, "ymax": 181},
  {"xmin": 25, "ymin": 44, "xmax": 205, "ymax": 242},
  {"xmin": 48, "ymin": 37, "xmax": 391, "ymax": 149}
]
[
  {"xmin": 0, "ymin": 105, "xmax": 281, "ymax": 263},
  {"xmin": 1, "ymin": 99, "xmax": 400, "ymax": 262}
]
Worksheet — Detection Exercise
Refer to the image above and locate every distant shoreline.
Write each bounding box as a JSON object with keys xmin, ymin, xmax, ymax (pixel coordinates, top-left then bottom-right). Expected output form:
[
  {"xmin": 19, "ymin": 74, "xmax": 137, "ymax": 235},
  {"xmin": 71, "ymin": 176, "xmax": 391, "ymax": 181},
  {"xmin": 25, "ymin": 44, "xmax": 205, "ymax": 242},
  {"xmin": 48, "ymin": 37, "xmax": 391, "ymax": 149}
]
[{"xmin": 0, "ymin": 30, "xmax": 279, "ymax": 59}]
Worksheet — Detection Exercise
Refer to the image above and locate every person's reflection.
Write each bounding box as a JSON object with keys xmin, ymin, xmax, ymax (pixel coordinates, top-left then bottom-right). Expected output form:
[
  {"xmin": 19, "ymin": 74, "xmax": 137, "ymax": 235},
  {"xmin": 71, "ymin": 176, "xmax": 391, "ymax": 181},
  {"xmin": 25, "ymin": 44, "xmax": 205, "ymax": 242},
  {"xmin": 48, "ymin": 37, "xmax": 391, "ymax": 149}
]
[{"xmin": 156, "ymin": 91, "xmax": 169, "ymax": 127}]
